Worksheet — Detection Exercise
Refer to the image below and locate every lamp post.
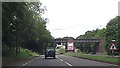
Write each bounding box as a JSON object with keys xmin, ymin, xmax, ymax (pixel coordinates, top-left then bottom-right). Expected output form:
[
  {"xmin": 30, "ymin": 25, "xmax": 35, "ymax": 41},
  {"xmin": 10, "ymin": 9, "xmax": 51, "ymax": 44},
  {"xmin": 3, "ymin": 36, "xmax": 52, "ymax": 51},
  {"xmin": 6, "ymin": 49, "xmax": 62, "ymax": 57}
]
[
  {"xmin": 13, "ymin": 29, "xmax": 18, "ymax": 56},
  {"xmin": 12, "ymin": 29, "xmax": 18, "ymax": 56}
]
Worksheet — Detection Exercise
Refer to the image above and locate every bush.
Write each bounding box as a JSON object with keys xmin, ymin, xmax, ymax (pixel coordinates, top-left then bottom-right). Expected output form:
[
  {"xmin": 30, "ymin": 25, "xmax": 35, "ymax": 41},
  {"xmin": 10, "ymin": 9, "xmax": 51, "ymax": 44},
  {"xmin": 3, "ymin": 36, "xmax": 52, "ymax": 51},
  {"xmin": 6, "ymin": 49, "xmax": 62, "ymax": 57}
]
[
  {"xmin": 114, "ymin": 51, "xmax": 119, "ymax": 55},
  {"xmin": 3, "ymin": 47, "xmax": 39, "ymax": 62},
  {"xmin": 77, "ymin": 49, "xmax": 81, "ymax": 53},
  {"xmin": 103, "ymin": 52, "xmax": 108, "ymax": 55},
  {"xmin": 58, "ymin": 49, "xmax": 65, "ymax": 54}
]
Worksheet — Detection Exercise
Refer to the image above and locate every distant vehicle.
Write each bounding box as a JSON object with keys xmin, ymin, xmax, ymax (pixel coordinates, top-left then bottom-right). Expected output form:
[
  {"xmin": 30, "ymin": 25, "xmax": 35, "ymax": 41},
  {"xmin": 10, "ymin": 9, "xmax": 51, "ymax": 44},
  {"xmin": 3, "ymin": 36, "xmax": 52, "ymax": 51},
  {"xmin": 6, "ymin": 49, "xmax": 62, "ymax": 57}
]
[{"xmin": 45, "ymin": 47, "xmax": 56, "ymax": 59}]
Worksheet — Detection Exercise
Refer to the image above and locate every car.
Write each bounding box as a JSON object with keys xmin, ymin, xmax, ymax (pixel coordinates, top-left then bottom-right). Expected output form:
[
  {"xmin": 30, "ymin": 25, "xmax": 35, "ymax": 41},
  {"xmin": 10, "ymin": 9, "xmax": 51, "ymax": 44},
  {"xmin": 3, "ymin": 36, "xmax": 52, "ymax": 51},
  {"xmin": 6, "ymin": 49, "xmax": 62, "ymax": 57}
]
[{"xmin": 45, "ymin": 47, "xmax": 56, "ymax": 59}]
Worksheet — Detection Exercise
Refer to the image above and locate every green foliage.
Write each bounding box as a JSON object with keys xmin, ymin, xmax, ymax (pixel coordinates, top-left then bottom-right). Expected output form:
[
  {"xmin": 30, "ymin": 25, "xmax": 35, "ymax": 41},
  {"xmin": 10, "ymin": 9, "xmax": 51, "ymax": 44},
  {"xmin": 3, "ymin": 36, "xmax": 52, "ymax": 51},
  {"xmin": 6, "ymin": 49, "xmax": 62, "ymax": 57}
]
[
  {"xmin": 76, "ymin": 16, "xmax": 119, "ymax": 55},
  {"xmin": 103, "ymin": 52, "xmax": 108, "ymax": 55},
  {"xmin": 2, "ymin": 47, "xmax": 38, "ymax": 62},
  {"xmin": 77, "ymin": 49, "xmax": 81, "ymax": 53},
  {"xmin": 77, "ymin": 28, "xmax": 105, "ymax": 39},
  {"xmin": 104, "ymin": 16, "xmax": 119, "ymax": 55},
  {"xmin": 17, "ymin": 48, "xmax": 38, "ymax": 58},
  {"xmin": 58, "ymin": 49, "xmax": 65, "ymax": 54},
  {"xmin": 2, "ymin": 2, "xmax": 53, "ymax": 55}
]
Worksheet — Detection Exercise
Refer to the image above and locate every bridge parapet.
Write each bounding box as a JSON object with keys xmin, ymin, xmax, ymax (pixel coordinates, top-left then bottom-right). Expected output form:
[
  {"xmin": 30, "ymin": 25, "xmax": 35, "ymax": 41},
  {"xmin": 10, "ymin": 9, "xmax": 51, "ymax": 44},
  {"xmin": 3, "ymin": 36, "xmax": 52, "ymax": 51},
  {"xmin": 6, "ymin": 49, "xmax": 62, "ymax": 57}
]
[
  {"xmin": 52, "ymin": 39, "xmax": 67, "ymax": 43},
  {"xmin": 74, "ymin": 39, "xmax": 101, "ymax": 43},
  {"xmin": 52, "ymin": 38, "xmax": 101, "ymax": 43}
]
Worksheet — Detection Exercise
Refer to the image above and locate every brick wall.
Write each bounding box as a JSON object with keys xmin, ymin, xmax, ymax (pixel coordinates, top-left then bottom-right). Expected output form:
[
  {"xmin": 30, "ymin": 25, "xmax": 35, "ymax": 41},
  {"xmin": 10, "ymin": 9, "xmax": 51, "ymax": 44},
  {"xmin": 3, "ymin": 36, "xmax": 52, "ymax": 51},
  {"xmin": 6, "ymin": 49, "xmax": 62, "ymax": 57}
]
[{"xmin": 98, "ymin": 39, "xmax": 106, "ymax": 53}]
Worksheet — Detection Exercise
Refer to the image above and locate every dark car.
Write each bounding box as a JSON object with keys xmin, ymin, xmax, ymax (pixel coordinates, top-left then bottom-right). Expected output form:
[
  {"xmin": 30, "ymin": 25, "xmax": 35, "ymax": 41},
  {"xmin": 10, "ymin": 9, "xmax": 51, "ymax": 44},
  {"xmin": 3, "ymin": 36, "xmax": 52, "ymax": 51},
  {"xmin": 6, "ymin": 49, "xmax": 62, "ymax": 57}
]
[{"xmin": 45, "ymin": 47, "xmax": 56, "ymax": 59}]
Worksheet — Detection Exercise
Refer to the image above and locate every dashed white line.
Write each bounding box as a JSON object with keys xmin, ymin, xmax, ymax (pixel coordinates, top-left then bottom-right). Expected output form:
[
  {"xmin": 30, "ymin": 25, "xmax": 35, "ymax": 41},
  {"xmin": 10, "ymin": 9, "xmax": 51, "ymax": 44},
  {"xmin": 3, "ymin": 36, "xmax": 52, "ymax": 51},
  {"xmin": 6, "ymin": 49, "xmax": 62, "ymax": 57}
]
[
  {"xmin": 65, "ymin": 62, "xmax": 72, "ymax": 66},
  {"xmin": 60, "ymin": 59, "xmax": 63, "ymax": 61},
  {"xmin": 57, "ymin": 56, "xmax": 72, "ymax": 66},
  {"xmin": 56, "ymin": 56, "xmax": 60, "ymax": 59}
]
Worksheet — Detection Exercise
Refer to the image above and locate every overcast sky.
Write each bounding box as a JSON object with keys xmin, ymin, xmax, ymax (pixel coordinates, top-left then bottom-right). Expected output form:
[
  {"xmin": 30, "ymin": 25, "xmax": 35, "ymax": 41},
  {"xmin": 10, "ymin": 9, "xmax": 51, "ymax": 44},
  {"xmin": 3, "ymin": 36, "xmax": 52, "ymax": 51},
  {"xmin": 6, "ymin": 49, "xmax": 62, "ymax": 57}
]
[{"xmin": 40, "ymin": 0, "xmax": 119, "ymax": 38}]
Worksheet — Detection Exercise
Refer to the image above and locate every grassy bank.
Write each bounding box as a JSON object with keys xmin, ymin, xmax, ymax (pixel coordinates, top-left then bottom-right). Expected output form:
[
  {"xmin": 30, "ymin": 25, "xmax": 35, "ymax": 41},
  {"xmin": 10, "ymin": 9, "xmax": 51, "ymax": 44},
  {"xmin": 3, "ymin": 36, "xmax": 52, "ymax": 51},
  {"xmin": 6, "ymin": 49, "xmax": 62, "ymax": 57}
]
[
  {"xmin": 57, "ymin": 48, "xmax": 65, "ymax": 54},
  {"xmin": 2, "ymin": 47, "xmax": 39, "ymax": 62},
  {"xmin": 65, "ymin": 53, "xmax": 120, "ymax": 64}
]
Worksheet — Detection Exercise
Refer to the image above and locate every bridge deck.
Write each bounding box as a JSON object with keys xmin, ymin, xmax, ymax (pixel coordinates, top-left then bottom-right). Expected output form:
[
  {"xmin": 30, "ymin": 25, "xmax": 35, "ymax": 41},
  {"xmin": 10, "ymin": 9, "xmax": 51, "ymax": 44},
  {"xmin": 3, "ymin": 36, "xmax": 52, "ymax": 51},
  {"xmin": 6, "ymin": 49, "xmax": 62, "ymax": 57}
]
[{"xmin": 52, "ymin": 39, "xmax": 101, "ymax": 43}]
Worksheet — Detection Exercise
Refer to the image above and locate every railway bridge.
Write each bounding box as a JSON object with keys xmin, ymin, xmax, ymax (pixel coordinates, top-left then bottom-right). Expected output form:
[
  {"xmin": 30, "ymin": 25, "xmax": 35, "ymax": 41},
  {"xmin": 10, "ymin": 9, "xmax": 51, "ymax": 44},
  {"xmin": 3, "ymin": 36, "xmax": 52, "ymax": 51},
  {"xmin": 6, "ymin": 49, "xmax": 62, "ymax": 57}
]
[{"xmin": 52, "ymin": 38, "xmax": 105, "ymax": 54}]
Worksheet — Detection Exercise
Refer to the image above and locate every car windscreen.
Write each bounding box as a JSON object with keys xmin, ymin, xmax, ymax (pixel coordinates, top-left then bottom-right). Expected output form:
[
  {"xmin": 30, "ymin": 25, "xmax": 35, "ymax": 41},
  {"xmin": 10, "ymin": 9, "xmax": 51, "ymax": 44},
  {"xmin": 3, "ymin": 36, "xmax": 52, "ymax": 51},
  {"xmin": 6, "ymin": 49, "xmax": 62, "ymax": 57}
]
[{"xmin": 46, "ymin": 48, "xmax": 54, "ymax": 51}]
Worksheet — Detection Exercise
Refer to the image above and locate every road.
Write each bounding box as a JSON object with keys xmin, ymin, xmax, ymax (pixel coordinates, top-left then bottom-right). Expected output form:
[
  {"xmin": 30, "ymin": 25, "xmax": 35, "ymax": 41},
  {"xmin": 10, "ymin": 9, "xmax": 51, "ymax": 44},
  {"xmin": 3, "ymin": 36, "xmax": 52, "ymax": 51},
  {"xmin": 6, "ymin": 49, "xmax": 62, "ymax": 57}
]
[{"xmin": 23, "ymin": 55, "xmax": 117, "ymax": 66}]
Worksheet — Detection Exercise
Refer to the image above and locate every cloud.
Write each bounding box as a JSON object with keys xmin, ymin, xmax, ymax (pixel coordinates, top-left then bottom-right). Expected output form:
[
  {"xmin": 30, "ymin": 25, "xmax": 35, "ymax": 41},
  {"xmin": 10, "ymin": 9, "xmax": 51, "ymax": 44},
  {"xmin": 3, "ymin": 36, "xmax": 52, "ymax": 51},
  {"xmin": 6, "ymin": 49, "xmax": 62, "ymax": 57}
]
[
  {"xmin": 54, "ymin": 28, "xmax": 64, "ymax": 30},
  {"xmin": 40, "ymin": 0, "xmax": 119, "ymax": 38}
]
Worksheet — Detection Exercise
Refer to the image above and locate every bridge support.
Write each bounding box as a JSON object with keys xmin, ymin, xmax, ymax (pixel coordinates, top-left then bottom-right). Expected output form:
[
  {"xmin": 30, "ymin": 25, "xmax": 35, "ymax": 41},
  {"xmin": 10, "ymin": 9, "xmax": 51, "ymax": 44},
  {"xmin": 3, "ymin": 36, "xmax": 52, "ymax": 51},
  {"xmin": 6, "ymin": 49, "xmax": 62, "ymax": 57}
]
[
  {"xmin": 98, "ymin": 39, "xmax": 105, "ymax": 53},
  {"xmin": 92, "ymin": 39, "xmax": 105, "ymax": 54},
  {"xmin": 92, "ymin": 43, "xmax": 99, "ymax": 54},
  {"xmin": 65, "ymin": 42, "xmax": 67, "ymax": 52}
]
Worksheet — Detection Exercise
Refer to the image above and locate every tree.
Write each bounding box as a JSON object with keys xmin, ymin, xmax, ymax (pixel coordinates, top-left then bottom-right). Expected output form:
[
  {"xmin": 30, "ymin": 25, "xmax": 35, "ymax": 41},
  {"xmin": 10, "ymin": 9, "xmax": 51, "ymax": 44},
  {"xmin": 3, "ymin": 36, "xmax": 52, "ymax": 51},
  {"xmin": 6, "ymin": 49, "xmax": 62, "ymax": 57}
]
[
  {"xmin": 76, "ymin": 16, "xmax": 119, "ymax": 55},
  {"xmin": 2, "ymin": 2, "xmax": 53, "ymax": 56},
  {"xmin": 105, "ymin": 16, "xmax": 119, "ymax": 55}
]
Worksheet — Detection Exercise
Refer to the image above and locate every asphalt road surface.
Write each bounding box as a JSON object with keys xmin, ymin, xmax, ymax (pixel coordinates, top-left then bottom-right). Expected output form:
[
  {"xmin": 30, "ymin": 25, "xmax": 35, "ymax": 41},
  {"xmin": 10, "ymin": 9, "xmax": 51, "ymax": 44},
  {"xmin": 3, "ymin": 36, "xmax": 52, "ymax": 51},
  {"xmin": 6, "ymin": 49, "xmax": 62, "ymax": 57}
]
[{"xmin": 22, "ymin": 55, "xmax": 118, "ymax": 66}]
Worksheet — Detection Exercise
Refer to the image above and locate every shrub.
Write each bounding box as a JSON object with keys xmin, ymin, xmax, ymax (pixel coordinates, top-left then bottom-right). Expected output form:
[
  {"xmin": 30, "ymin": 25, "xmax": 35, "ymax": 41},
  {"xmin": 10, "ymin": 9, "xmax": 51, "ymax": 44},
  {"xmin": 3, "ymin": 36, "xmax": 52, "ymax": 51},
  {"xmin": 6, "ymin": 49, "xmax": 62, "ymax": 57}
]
[
  {"xmin": 77, "ymin": 49, "xmax": 81, "ymax": 53},
  {"xmin": 58, "ymin": 49, "xmax": 65, "ymax": 54},
  {"xmin": 103, "ymin": 52, "xmax": 108, "ymax": 55}
]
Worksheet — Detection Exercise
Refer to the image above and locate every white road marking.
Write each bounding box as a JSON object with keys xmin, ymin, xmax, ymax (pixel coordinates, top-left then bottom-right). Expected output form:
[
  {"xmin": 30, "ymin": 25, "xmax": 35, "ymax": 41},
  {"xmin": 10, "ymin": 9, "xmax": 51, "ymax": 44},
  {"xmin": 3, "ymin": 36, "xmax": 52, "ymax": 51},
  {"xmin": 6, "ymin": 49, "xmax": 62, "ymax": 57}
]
[
  {"xmin": 21, "ymin": 56, "xmax": 40, "ymax": 66},
  {"xmin": 56, "ymin": 56, "xmax": 60, "ymax": 59},
  {"xmin": 65, "ymin": 62, "xmax": 72, "ymax": 66},
  {"xmin": 22, "ymin": 55, "xmax": 72, "ymax": 67},
  {"xmin": 60, "ymin": 59, "xmax": 63, "ymax": 61},
  {"xmin": 57, "ymin": 56, "xmax": 72, "ymax": 66}
]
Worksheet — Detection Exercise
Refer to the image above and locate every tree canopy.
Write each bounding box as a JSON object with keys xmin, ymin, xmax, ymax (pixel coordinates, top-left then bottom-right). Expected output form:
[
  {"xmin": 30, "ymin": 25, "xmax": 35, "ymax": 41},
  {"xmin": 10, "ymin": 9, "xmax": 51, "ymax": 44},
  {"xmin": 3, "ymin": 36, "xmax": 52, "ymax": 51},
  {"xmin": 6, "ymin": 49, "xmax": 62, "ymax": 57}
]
[
  {"xmin": 76, "ymin": 16, "xmax": 119, "ymax": 55},
  {"xmin": 2, "ymin": 2, "xmax": 53, "ymax": 55}
]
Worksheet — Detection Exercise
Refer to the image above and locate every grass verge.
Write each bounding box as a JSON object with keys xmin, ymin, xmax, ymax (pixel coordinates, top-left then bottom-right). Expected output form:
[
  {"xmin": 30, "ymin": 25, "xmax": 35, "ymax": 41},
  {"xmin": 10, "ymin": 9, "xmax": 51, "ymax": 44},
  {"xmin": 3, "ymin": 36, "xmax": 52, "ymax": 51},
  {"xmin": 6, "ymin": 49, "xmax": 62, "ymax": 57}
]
[
  {"xmin": 2, "ymin": 47, "xmax": 39, "ymax": 62},
  {"xmin": 65, "ymin": 53, "xmax": 120, "ymax": 65}
]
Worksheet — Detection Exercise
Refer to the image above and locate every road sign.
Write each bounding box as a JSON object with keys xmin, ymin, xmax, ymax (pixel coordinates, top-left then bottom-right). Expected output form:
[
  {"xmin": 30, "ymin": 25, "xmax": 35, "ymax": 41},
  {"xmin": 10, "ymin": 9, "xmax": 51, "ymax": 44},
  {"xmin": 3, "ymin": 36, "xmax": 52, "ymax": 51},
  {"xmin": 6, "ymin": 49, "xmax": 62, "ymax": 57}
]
[{"xmin": 109, "ymin": 43, "xmax": 117, "ymax": 50}]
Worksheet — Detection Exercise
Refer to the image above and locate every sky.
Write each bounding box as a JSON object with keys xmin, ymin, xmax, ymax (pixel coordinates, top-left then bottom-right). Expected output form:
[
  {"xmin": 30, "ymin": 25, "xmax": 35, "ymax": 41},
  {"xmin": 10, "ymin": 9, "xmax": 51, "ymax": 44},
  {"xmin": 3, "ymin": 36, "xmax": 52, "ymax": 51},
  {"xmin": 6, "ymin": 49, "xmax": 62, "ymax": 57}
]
[{"xmin": 40, "ymin": 0, "xmax": 119, "ymax": 38}]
